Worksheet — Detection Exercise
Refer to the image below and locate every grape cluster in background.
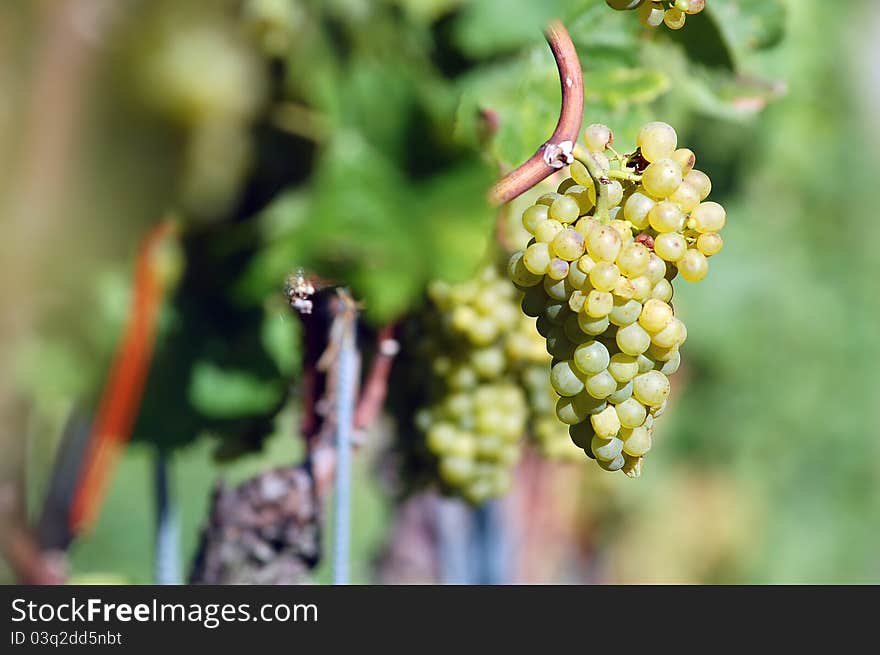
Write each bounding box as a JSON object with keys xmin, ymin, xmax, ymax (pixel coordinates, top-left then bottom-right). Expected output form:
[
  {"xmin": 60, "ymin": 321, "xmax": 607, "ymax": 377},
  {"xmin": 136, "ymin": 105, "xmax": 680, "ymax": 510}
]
[
  {"xmin": 606, "ymin": 0, "xmax": 706, "ymax": 29},
  {"xmin": 394, "ymin": 264, "xmax": 581, "ymax": 504},
  {"xmin": 508, "ymin": 121, "xmax": 725, "ymax": 475}
]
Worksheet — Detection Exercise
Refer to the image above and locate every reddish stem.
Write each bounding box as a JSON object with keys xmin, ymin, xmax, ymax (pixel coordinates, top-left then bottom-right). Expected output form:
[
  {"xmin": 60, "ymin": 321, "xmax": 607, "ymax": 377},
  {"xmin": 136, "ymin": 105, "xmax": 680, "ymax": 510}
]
[
  {"xmin": 354, "ymin": 324, "xmax": 399, "ymax": 432},
  {"xmin": 488, "ymin": 21, "xmax": 584, "ymax": 206},
  {"xmin": 68, "ymin": 221, "xmax": 178, "ymax": 535}
]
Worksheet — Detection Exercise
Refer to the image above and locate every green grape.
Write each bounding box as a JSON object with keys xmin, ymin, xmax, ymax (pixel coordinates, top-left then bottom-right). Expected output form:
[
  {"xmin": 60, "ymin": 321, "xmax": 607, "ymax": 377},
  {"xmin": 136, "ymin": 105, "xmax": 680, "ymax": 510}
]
[
  {"xmin": 591, "ymin": 406, "xmax": 621, "ymax": 439},
  {"xmin": 577, "ymin": 253, "xmax": 597, "ymax": 273},
  {"xmin": 546, "ymin": 331, "xmax": 576, "ymax": 360},
  {"xmin": 578, "ymin": 313, "xmax": 610, "ymax": 336},
  {"xmin": 648, "ymin": 200, "xmax": 684, "ymax": 233},
  {"xmin": 638, "ymin": 298, "xmax": 674, "ymax": 333},
  {"xmin": 689, "ymin": 201, "xmax": 726, "ymax": 233},
  {"xmin": 645, "ymin": 254, "xmax": 667, "ymax": 285},
  {"xmin": 556, "ymin": 395, "xmax": 589, "ymax": 425},
  {"xmin": 647, "ymin": 342, "xmax": 678, "ymax": 363},
  {"xmin": 569, "ymin": 421, "xmax": 596, "ymax": 449},
  {"xmin": 536, "ymin": 192, "xmax": 562, "ymax": 206},
  {"xmin": 427, "ymin": 423, "xmax": 457, "ymax": 454},
  {"xmin": 637, "ymin": 121, "xmax": 677, "ymax": 163},
  {"xmin": 612, "ymin": 276, "xmax": 635, "ymax": 301},
  {"xmin": 549, "ymin": 195, "xmax": 580, "ymax": 223},
  {"xmin": 616, "ymin": 322, "xmax": 651, "ymax": 356},
  {"xmin": 630, "ymin": 275, "xmax": 653, "ymax": 301},
  {"xmin": 669, "ymin": 180, "xmax": 700, "ymax": 212},
  {"xmin": 550, "ymin": 360, "xmax": 585, "ymax": 397},
  {"xmin": 567, "ymin": 185, "xmax": 595, "ymax": 214},
  {"xmin": 697, "ymin": 232, "xmax": 723, "ymax": 257},
  {"xmin": 609, "ymin": 298, "xmax": 642, "ymax": 327},
  {"xmin": 439, "ymin": 456, "xmax": 475, "ymax": 486},
  {"xmin": 608, "ymin": 353, "xmax": 639, "ymax": 383},
  {"xmin": 606, "ymin": 180, "xmax": 624, "ymax": 207},
  {"xmin": 658, "ymin": 348, "xmax": 681, "ymax": 376},
  {"xmin": 472, "ymin": 347, "xmax": 506, "ymax": 378},
  {"xmin": 557, "ymin": 177, "xmax": 578, "ymax": 194},
  {"xmin": 535, "ymin": 219, "xmax": 564, "ymax": 243},
  {"xmin": 543, "ymin": 276, "xmax": 570, "ymax": 301},
  {"xmin": 585, "ymin": 289, "xmax": 614, "ymax": 318},
  {"xmin": 623, "ymin": 192, "xmax": 655, "ymax": 230},
  {"xmin": 587, "ymin": 225, "xmax": 623, "ymax": 262},
  {"xmin": 448, "ymin": 433, "xmax": 477, "ymax": 458},
  {"xmin": 589, "ymin": 262, "xmax": 621, "ymax": 292},
  {"xmin": 617, "ymin": 242, "xmax": 651, "ymax": 277},
  {"xmin": 547, "ymin": 258, "xmax": 570, "ymax": 281},
  {"xmin": 633, "ymin": 370, "xmax": 670, "ymax": 407},
  {"xmin": 615, "ymin": 397, "xmax": 648, "ymax": 428},
  {"xmin": 651, "ymin": 278, "xmax": 674, "ymax": 302},
  {"xmin": 574, "ymin": 339, "xmax": 611, "ymax": 374},
  {"xmin": 664, "ymin": 8, "xmax": 686, "ymax": 29},
  {"xmin": 685, "ymin": 170, "xmax": 712, "ymax": 200},
  {"xmin": 584, "ymin": 370, "xmax": 617, "ymax": 399},
  {"xmin": 567, "ymin": 162, "xmax": 590, "ymax": 191},
  {"xmin": 567, "ymin": 263, "xmax": 588, "ymax": 289},
  {"xmin": 672, "ymin": 148, "xmax": 696, "ymax": 174},
  {"xmin": 677, "ymin": 248, "xmax": 708, "ymax": 282},
  {"xmin": 642, "ymin": 158, "xmax": 683, "ymax": 198},
  {"xmin": 682, "ymin": 0, "xmax": 705, "ymax": 15},
  {"xmin": 522, "ymin": 204, "xmax": 549, "ymax": 233},
  {"xmin": 567, "ymin": 290, "xmax": 586, "ymax": 314},
  {"xmin": 598, "ymin": 453, "xmax": 626, "ymax": 471},
  {"xmin": 508, "ymin": 251, "xmax": 542, "ymax": 287},
  {"xmin": 654, "ymin": 232, "xmax": 687, "ymax": 262},
  {"xmin": 469, "ymin": 318, "xmax": 499, "ymax": 346},
  {"xmin": 563, "ymin": 314, "xmax": 592, "ymax": 344},
  {"xmin": 583, "ymin": 123, "xmax": 613, "ymax": 151},
  {"xmin": 607, "ymin": 380, "xmax": 634, "ymax": 404},
  {"xmin": 651, "ymin": 317, "xmax": 687, "ymax": 349},
  {"xmin": 636, "ymin": 354, "xmax": 654, "ymax": 374},
  {"xmin": 551, "ymin": 229, "xmax": 586, "ymax": 261},
  {"xmin": 523, "ymin": 242, "xmax": 551, "ymax": 275},
  {"xmin": 591, "ymin": 435, "xmax": 624, "ymax": 460},
  {"xmin": 621, "ymin": 426, "xmax": 652, "ymax": 456}
]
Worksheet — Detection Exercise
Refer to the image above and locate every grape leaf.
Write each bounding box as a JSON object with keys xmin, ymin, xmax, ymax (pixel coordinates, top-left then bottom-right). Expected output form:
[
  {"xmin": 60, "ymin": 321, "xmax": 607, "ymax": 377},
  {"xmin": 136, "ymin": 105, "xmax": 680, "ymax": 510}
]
[
  {"xmin": 705, "ymin": 0, "xmax": 787, "ymax": 67},
  {"xmin": 189, "ymin": 361, "xmax": 284, "ymax": 419},
  {"xmin": 452, "ymin": 0, "xmax": 568, "ymax": 58}
]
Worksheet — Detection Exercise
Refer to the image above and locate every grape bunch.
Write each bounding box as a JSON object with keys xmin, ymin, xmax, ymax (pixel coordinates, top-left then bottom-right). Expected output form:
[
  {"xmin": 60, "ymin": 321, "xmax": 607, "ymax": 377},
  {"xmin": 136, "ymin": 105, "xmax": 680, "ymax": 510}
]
[
  {"xmin": 508, "ymin": 120, "xmax": 725, "ymax": 476},
  {"xmin": 403, "ymin": 264, "xmax": 581, "ymax": 502},
  {"xmin": 606, "ymin": 0, "xmax": 706, "ymax": 30}
]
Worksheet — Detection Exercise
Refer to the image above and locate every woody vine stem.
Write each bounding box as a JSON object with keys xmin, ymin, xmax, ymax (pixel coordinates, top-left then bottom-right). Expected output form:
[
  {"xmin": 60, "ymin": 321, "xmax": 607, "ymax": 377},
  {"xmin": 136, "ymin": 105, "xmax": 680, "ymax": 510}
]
[{"xmin": 488, "ymin": 21, "xmax": 585, "ymax": 206}]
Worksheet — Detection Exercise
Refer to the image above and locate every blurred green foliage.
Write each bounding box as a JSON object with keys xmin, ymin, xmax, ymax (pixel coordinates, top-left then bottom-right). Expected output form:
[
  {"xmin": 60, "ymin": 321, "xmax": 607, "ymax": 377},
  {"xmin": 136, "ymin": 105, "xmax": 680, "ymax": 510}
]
[{"xmin": 5, "ymin": 0, "xmax": 880, "ymax": 584}]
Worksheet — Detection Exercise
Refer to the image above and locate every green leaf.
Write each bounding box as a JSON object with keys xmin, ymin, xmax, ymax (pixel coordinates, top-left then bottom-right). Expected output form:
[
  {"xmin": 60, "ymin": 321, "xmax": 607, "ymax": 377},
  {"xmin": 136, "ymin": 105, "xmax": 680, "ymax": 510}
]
[
  {"xmin": 705, "ymin": 0, "xmax": 787, "ymax": 67},
  {"xmin": 452, "ymin": 0, "xmax": 568, "ymax": 58},
  {"xmin": 456, "ymin": 48, "xmax": 567, "ymax": 166},
  {"xmin": 189, "ymin": 361, "xmax": 284, "ymax": 419},
  {"xmin": 584, "ymin": 66, "xmax": 669, "ymax": 109}
]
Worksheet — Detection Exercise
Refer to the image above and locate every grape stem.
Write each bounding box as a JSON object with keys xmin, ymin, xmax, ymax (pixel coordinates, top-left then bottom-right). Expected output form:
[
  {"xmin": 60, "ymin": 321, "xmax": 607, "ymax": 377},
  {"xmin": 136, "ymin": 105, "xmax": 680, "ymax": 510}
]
[
  {"xmin": 488, "ymin": 20, "xmax": 584, "ymax": 206},
  {"xmin": 573, "ymin": 144, "xmax": 612, "ymax": 223},
  {"xmin": 606, "ymin": 169, "xmax": 642, "ymax": 183}
]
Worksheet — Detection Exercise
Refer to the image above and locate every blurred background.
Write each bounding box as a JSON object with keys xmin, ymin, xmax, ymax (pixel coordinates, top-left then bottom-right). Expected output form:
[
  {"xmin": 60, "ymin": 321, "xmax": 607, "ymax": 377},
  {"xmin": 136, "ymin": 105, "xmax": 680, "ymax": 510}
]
[{"xmin": 1, "ymin": 0, "xmax": 878, "ymax": 585}]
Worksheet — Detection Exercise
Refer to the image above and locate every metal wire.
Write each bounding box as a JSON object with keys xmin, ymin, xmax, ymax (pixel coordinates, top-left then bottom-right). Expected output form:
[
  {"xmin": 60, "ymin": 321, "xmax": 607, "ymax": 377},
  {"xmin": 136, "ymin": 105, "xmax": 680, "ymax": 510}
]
[
  {"xmin": 154, "ymin": 449, "xmax": 181, "ymax": 585},
  {"xmin": 333, "ymin": 316, "xmax": 358, "ymax": 585}
]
